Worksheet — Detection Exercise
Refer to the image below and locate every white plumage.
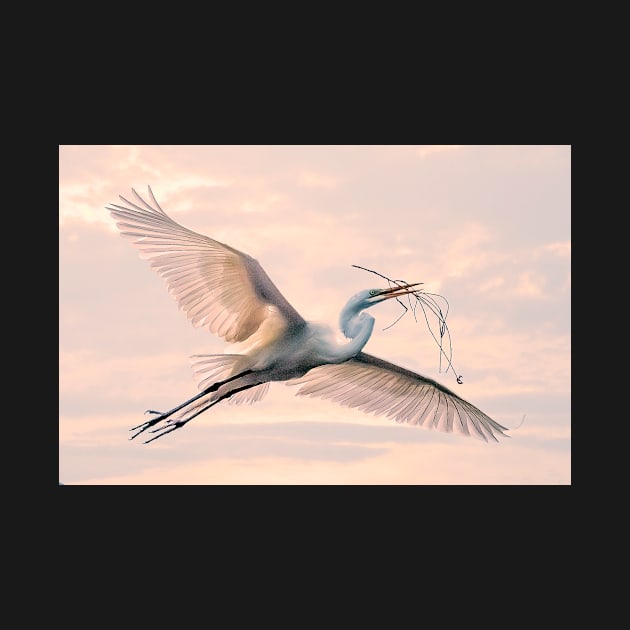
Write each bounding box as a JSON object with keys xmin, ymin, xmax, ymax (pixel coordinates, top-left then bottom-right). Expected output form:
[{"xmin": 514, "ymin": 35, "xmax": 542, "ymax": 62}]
[{"xmin": 107, "ymin": 187, "xmax": 508, "ymax": 444}]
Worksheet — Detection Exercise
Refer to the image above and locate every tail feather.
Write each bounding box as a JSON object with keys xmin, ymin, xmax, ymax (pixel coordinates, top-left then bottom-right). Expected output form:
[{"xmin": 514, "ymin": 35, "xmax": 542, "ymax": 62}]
[
  {"xmin": 228, "ymin": 382, "xmax": 270, "ymax": 405},
  {"xmin": 190, "ymin": 354, "xmax": 244, "ymax": 390},
  {"xmin": 190, "ymin": 354, "xmax": 270, "ymax": 405}
]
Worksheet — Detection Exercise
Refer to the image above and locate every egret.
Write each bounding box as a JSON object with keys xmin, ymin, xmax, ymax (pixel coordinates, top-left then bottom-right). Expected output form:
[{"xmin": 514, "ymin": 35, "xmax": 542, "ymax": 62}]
[{"xmin": 106, "ymin": 187, "xmax": 508, "ymax": 444}]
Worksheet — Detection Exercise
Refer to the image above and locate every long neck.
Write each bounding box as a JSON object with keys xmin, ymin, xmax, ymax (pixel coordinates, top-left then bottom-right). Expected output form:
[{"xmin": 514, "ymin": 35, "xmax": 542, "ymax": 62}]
[{"xmin": 337, "ymin": 304, "xmax": 375, "ymax": 361}]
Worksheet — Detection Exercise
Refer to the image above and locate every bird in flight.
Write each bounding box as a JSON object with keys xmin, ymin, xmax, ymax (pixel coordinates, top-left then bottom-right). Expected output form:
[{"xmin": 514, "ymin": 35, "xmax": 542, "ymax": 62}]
[{"xmin": 107, "ymin": 187, "xmax": 508, "ymax": 444}]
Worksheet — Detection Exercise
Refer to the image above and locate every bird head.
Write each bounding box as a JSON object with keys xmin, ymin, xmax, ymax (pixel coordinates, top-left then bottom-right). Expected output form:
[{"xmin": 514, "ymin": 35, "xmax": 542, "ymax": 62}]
[
  {"xmin": 340, "ymin": 283, "xmax": 424, "ymax": 339},
  {"xmin": 354, "ymin": 283, "xmax": 423, "ymax": 310}
]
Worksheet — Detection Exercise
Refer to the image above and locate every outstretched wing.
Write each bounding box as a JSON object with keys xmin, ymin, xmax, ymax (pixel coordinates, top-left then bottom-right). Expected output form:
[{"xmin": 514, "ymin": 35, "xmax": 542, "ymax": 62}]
[
  {"xmin": 288, "ymin": 352, "xmax": 508, "ymax": 442},
  {"xmin": 107, "ymin": 186, "xmax": 305, "ymax": 344}
]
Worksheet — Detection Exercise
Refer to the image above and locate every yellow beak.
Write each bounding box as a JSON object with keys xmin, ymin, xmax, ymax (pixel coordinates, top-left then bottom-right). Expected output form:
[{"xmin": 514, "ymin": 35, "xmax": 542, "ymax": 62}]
[{"xmin": 373, "ymin": 282, "xmax": 423, "ymax": 302}]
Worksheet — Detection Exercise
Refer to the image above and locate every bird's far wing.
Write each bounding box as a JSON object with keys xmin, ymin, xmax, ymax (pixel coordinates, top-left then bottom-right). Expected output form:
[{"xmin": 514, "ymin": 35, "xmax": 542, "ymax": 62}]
[
  {"xmin": 107, "ymin": 187, "xmax": 305, "ymax": 344},
  {"xmin": 287, "ymin": 352, "xmax": 508, "ymax": 442}
]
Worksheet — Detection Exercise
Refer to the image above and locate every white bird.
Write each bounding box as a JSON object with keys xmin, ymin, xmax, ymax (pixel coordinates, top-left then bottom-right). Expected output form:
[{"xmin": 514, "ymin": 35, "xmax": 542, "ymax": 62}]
[{"xmin": 107, "ymin": 187, "xmax": 509, "ymax": 444}]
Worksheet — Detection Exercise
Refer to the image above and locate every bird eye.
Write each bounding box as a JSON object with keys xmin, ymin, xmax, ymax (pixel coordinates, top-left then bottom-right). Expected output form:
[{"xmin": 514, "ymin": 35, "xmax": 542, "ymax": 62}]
[{"xmin": 369, "ymin": 289, "xmax": 378, "ymax": 296}]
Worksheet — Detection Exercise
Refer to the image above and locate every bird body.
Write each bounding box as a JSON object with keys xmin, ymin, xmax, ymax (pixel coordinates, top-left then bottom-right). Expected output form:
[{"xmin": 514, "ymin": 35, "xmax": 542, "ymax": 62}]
[{"xmin": 107, "ymin": 187, "xmax": 508, "ymax": 444}]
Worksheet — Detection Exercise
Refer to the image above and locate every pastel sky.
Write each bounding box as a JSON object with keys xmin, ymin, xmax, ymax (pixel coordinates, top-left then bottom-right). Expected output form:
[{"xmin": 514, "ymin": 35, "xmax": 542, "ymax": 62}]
[{"xmin": 59, "ymin": 145, "xmax": 571, "ymax": 484}]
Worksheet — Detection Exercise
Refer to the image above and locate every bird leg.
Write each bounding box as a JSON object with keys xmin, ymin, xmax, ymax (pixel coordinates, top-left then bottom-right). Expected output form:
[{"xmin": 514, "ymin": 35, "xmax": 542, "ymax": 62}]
[
  {"xmin": 141, "ymin": 380, "xmax": 265, "ymax": 444},
  {"xmin": 129, "ymin": 369, "xmax": 253, "ymax": 441}
]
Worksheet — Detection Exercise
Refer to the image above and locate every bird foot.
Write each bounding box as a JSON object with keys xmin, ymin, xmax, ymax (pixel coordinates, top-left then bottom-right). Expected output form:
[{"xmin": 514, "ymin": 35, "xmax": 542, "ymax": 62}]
[
  {"xmin": 130, "ymin": 410, "xmax": 192, "ymax": 444},
  {"xmin": 129, "ymin": 410, "xmax": 169, "ymax": 440},
  {"xmin": 142, "ymin": 420, "xmax": 187, "ymax": 444}
]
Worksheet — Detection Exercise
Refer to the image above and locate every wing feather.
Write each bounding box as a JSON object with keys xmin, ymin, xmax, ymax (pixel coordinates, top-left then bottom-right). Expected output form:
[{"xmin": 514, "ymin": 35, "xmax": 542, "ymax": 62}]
[
  {"xmin": 107, "ymin": 187, "xmax": 305, "ymax": 344},
  {"xmin": 288, "ymin": 352, "xmax": 508, "ymax": 442}
]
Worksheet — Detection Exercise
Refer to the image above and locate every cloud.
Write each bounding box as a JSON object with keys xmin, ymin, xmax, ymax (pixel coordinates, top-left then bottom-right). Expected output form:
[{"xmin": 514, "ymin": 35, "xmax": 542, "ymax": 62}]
[
  {"xmin": 416, "ymin": 145, "xmax": 464, "ymax": 159},
  {"xmin": 114, "ymin": 146, "xmax": 164, "ymax": 178},
  {"xmin": 59, "ymin": 145, "xmax": 571, "ymax": 485},
  {"xmin": 432, "ymin": 221, "xmax": 498, "ymax": 283},
  {"xmin": 239, "ymin": 192, "xmax": 290, "ymax": 214},
  {"xmin": 544, "ymin": 241, "xmax": 571, "ymax": 257},
  {"xmin": 63, "ymin": 428, "xmax": 570, "ymax": 484},
  {"xmin": 297, "ymin": 170, "xmax": 339, "ymax": 189},
  {"xmin": 511, "ymin": 272, "xmax": 544, "ymax": 298},
  {"xmin": 59, "ymin": 179, "xmax": 114, "ymax": 228}
]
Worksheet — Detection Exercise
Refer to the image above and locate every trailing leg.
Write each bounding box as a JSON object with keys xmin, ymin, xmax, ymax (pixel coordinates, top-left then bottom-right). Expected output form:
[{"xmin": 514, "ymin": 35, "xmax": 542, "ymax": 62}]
[
  {"xmin": 129, "ymin": 369, "xmax": 253, "ymax": 440},
  {"xmin": 141, "ymin": 380, "xmax": 266, "ymax": 444}
]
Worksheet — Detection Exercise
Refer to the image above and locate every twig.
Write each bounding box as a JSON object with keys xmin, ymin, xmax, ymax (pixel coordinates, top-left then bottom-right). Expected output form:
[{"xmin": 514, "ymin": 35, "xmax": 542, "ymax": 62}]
[{"xmin": 352, "ymin": 264, "xmax": 462, "ymax": 384}]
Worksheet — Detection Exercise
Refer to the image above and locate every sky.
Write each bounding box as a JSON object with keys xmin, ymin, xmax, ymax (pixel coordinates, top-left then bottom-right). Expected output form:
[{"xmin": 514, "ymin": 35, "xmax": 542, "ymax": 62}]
[{"xmin": 59, "ymin": 145, "xmax": 571, "ymax": 484}]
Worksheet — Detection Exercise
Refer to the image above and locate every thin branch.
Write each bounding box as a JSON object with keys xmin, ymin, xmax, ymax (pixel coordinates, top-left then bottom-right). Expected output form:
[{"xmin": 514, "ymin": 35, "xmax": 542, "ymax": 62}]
[{"xmin": 352, "ymin": 264, "xmax": 463, "ymax": 384}]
